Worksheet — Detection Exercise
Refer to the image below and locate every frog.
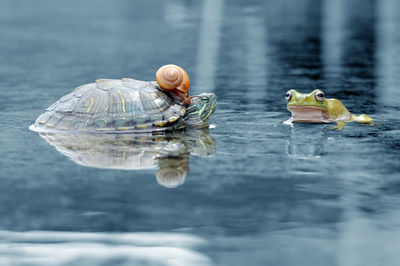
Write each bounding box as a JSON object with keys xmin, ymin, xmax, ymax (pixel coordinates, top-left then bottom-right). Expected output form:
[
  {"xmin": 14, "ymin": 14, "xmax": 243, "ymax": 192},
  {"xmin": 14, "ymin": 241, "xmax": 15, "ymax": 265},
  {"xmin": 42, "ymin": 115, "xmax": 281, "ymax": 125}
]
[{"xmin": 284, "ymin": 89, "xmax": 374, "ymax": 130}]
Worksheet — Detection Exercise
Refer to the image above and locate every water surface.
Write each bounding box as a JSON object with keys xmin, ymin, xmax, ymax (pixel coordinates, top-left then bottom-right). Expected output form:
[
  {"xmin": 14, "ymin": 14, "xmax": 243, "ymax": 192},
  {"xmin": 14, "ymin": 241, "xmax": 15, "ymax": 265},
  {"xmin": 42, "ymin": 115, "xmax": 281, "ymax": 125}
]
[{"xmin": 1, "ymin": 0, "xmax": 400, "ymax": 265}]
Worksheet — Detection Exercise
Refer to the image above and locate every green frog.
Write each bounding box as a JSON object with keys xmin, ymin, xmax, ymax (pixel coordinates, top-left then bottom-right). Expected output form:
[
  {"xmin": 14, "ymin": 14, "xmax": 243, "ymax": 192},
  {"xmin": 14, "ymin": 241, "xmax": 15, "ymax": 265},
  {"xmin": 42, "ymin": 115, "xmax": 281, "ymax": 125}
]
[{"xmin": 284, "ymin": 89, "xmax": 374, "ymax": 130}]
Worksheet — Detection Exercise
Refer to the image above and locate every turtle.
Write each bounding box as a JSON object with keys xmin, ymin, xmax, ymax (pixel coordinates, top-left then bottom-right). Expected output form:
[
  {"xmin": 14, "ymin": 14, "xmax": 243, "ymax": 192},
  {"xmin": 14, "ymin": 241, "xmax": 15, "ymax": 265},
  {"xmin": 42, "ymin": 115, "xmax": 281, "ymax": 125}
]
[{"xmin": 29, "ymin": 68, "xmax": 216, "ymax": 133}]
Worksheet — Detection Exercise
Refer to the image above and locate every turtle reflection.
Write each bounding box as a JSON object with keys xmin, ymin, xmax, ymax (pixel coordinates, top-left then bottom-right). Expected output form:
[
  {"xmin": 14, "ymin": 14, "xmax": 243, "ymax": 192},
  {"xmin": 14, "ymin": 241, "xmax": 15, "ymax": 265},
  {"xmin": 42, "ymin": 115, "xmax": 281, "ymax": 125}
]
[{"xmin": 39, "ymin": 129, "xmax": 215, "ymax": 188}]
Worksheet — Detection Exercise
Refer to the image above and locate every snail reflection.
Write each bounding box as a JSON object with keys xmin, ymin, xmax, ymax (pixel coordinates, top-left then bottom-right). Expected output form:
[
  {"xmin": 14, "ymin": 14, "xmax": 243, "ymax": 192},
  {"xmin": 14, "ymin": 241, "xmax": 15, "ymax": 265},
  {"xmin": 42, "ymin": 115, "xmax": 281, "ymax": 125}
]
[{"xmin": 38, "ymin": 129, "xmax": 215, "ymax": 188}]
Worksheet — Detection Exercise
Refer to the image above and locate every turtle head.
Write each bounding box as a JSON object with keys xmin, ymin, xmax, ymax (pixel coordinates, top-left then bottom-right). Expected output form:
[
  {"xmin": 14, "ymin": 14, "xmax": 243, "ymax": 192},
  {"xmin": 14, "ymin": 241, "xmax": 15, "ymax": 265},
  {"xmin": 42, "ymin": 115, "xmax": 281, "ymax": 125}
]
[{"xmin": 184, "ymin": 93, "xmax": 216, "ymax": 128}]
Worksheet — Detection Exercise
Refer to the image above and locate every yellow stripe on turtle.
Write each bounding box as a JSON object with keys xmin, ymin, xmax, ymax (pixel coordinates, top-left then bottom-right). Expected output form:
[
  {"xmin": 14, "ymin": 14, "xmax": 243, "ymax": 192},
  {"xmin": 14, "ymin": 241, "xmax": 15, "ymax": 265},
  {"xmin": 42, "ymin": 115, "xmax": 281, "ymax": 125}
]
[
  {"xmin": 86, "ymin": 97, "xmax": 94, "ymax": 113},
  {"xmin": 154, "ymin": 121, "xmax": 167, "ymax": 127},
  {"xmin": 151, "ymin": 94, "xmax": 163, "ymax": 111},
  {"xmin": 96, "ymin": 128, "xmax": 116, "ymax": 131},
  {"xmin": 136, "ymin": 124, "xmax": 151, "ymax": 129},
  {"xmin": 118, "ymin": 90, "xmax": 126, "ymax": 113},
  {"xmin": 122, "ymin": 151, "xmax": 127, "ymax": 163},
  {"xmin": 116, "ymin": 127, "xmax": 133, "ymax": 131},
  {"xmin": 171, "ymin": 115, "xmax": 179, "ymax": 122}
]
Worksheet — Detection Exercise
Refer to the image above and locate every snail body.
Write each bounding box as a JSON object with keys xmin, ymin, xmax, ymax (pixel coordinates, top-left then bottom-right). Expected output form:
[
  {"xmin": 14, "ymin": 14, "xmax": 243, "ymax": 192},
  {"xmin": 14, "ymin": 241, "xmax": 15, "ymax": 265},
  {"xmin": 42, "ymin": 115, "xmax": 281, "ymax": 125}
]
[{"xmin": 156, "ymin": 64, "xmax": 191, "ymax": 105}]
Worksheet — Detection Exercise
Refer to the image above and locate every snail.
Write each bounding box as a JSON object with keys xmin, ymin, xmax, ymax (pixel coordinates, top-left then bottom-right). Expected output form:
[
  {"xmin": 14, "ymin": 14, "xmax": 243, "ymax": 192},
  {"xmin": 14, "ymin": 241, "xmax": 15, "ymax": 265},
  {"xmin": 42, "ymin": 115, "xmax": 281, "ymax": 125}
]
[{"xmin": 156, "ymin": 64, "xmax": 191, "ymax": 105}]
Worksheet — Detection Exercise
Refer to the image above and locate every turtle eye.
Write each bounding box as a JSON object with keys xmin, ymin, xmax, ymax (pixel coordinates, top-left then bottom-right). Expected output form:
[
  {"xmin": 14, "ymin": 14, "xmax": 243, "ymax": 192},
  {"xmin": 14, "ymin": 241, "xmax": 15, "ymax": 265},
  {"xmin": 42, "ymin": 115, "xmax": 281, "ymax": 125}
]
[
  {"xmin": 201, "ymin": 96, "xmax": 209, "ymax": 103},
  {"xmin": 314, "ymin": 90, "xmax": 325, "ymax": 102},
  {"xmin": 285, "ymin": 90, "xmax": 293, "ymax": 102}
]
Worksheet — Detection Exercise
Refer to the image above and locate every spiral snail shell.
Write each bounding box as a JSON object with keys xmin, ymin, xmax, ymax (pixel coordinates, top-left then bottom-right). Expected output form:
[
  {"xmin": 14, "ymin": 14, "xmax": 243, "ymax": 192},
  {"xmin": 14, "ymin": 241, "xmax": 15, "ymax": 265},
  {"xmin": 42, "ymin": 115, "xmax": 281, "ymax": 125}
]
[{"xmin": 156, "ymin": 64, "xmax": 191, "ymax": 105}]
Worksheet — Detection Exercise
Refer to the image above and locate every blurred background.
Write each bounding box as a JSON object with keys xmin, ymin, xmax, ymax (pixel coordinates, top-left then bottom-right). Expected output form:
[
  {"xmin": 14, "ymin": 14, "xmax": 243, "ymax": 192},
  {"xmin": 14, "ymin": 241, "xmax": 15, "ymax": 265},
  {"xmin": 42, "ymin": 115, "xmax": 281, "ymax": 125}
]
[{"xmin": 1, "ymin": 0, "xmax": 400, "ymax": 265}]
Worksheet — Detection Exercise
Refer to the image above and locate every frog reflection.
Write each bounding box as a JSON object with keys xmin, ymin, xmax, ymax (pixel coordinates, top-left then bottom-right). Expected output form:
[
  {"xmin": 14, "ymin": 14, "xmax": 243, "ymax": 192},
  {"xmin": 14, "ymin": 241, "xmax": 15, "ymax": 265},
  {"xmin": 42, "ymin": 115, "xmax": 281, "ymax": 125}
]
[
  {"xmin": 38, "ymin": 129, "xmax": 215, "ymax": 188},
  {"xmin": 285, "ymin": 125, "xmax": 325, "ymax": 159}
]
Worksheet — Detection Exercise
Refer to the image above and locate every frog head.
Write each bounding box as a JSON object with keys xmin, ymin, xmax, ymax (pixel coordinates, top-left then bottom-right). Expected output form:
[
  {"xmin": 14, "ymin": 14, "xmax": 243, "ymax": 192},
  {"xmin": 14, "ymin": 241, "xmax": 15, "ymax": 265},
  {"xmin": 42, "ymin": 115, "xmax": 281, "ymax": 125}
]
[{"xmin": 285, "ymin": 89, "xmax": 330, "ymax": 122}]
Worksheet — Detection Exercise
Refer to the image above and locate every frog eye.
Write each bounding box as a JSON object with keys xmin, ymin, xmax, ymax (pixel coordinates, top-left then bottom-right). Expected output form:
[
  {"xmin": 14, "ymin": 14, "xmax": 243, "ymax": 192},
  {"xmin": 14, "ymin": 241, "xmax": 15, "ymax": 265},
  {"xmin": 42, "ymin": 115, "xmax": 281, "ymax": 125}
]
[
  {"xmin": 201, "ymin": 96, "xmax": 210, "ymax": 103},
  {"xmin": 314, "ymin": 90, "xmax": 325, "ymax": 102},
  {"xmin": 285, "ymin": 90, "xmax": 293, "ymax": 102}
]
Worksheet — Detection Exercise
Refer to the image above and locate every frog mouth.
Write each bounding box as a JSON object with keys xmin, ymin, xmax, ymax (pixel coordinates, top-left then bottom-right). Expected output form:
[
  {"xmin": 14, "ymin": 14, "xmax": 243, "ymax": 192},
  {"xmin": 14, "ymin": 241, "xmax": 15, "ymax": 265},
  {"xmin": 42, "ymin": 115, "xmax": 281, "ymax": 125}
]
[{"xmin": 287, "ymin": 105, "xmax": 330, "ymax": 122}]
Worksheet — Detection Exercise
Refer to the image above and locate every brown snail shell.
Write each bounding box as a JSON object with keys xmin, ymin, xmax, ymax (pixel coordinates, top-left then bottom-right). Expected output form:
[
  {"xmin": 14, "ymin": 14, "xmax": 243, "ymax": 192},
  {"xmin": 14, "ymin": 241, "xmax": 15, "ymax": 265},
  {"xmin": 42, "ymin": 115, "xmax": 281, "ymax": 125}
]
[{"xmin": 156, "ymin": 64, "xmax": 191, "ymax": 105}]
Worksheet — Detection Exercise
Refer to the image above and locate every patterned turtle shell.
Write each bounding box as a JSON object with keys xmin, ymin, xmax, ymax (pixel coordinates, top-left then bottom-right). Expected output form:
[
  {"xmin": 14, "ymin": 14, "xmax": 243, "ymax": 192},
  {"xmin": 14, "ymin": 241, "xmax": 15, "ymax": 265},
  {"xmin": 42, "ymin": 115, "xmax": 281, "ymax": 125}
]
[{"xmin": 30, "ymin": 78, "xmax": 186, "ymax": 133}]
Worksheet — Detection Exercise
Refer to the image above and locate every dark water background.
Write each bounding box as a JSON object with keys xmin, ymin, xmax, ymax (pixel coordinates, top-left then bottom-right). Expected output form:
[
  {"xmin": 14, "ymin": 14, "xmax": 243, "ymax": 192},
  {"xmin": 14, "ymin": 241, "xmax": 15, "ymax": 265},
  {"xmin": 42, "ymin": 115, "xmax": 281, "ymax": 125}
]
[{"xmin": 1, "ymin": 0, "xmax": 400, "ymax": 265}]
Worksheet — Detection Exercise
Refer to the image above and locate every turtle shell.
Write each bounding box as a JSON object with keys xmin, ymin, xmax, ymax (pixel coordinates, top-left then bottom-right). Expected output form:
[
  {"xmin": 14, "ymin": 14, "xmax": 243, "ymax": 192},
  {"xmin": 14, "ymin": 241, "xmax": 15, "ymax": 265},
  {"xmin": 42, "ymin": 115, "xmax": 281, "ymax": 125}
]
[{"xmin": 29, "ymin": 78, "xmax": 186, "ymax": 133}]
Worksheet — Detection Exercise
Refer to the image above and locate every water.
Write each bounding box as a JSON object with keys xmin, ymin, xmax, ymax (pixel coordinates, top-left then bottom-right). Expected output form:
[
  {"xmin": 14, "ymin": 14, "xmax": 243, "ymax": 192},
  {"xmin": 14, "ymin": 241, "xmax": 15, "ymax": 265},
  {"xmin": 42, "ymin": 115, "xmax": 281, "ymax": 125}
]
[{"xmin": 1, "ymin": 0, "xmax": 400, "ymax": 265}]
